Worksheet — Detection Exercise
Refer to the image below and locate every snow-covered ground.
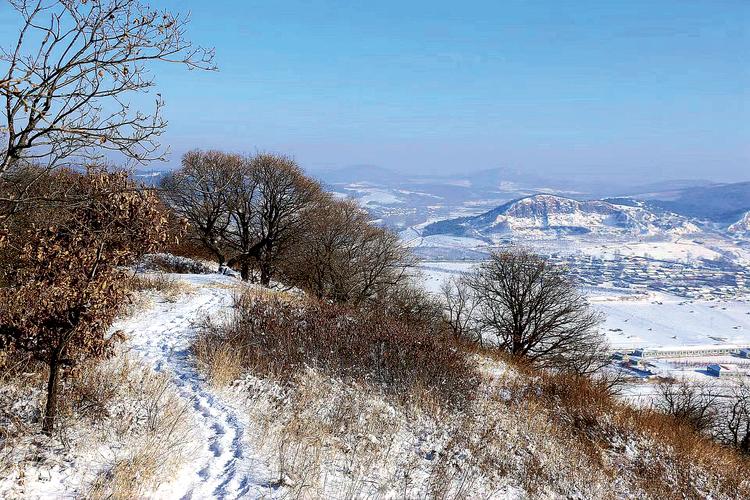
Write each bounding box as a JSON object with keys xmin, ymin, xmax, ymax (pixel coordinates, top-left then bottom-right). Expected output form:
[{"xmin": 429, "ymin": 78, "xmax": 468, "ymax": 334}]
[
  {"xmin": 112, "ymin": 273, "xmax": 279, "ymax": 499},
  {"xmin": 589, "ymin": 290, "xmax": 750, "ymax": 350},
  {"xmin": 2, "ymin": 273, "xmax": 282, "ymax": 499}
]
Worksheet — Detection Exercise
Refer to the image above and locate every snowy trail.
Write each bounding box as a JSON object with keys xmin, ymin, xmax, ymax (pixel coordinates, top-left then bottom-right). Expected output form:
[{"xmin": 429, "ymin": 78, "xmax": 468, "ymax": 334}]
[{"xmin": 114, "ymin": 274, "xmax": 277, "ymax": 499}]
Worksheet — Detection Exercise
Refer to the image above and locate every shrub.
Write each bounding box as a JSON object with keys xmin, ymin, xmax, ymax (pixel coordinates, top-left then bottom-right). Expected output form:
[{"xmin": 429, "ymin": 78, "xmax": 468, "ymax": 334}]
[
  {"xmin": 503, "ymin": 365, "xmax": 750, "ymax": 499},
  {"xmin": 139, "ymin": 253, "xmax": 213, "ymax": 275},
  {"xmin": 0, "ymin": 169, "xmax": 171, "ymax": 433},
  {"xmin": 195, "ymin": 292, "xmax": 478, "ymax": 408}
]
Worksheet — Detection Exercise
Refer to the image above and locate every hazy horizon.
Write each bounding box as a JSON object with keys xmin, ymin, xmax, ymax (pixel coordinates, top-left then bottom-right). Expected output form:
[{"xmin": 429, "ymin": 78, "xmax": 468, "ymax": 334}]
[{"xmin": 3, "ymin": 0, "xmax": 746, "ymax": 184}]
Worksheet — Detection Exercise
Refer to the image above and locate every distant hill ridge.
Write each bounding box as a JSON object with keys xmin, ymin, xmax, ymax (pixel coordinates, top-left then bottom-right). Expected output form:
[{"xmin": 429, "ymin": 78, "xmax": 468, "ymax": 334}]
[
  {"xmin": 729, "ymin": 211, "xmax": 750, "ymax": 235},
  {"xmin": 423, "ymin": 193, "xmax": 699, "ymax": 240}
]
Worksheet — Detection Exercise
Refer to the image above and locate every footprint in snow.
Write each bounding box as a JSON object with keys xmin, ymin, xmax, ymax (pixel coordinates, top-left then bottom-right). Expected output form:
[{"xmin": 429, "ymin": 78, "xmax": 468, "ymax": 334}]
[{"xmin": 210, "ymin": 439, "xmax": 223, "ymax": 457}]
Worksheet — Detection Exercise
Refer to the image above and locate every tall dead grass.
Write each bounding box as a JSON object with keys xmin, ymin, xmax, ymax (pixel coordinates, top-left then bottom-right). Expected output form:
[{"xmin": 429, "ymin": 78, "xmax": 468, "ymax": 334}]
[
  {"xmin": 127, "ymin": 272, "xmax": 192, "ymax": 302},
  {"xmin": 0, "ymin": 353, "xmax": 195, "ymax": 498},
  {"xmin": 503, "ymin": 363, "xmax": 750, "ymax": 499},
  {"xmin": 191, "ymin": 292, "xmax": 750, "ymax": 499},
  {"xmin": 195, "ymin": 290, "xmax": 479, "ymax": 409},
  {"xmin": 82, "ymin": 356, "xmax": 194, "ymax": 499}
]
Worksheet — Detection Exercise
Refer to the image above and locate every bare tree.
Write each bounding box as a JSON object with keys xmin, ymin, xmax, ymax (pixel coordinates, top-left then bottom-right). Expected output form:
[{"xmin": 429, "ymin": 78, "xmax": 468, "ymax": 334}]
[
  {"xmin": 377, "ymin": 281, "xmax": 444, "ymax": 333},
  {"xmin": 1, "ymin": 0, "xmax": 215, "ymax": 190},
  {"xmin": 248, "ymin": 153, "xmax": 322, "ymax": 286},
  {"xmin": 222, "ymin": 156, "xmax": 263, "ymax": 280},
  {"xmin": 161, "ymin": 151, "xmax": 323, "ymax": 284},
  {"xmin": 716, "ymin": 381, "xmax": 750, "ymax": 454},
  {"xmin": 654, "ymin": 378, "xmax": 721, "ymax": 433},
  {"xmin": 159, "ymin": 150, "xmax": 236, "ymax": 270},
  {"xmin": 442, "ymin": 275, "xmax": 481, "ymax": 344},
  {"xmin": 282, "ymin": 196, "xmax": 415, "ymax": 305},
  {"xmin": 465, "ymin": 248, "xmax": 608, "ymax": 374}
]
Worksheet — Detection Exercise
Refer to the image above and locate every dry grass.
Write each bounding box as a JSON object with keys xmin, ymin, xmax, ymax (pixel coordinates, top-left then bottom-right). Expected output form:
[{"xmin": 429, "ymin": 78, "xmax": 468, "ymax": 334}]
[
  {"xmin": 502, "ymin": 361, "xmax": 750, "ymax": 499},
  {"xmin": 128, "ymin": 272, "xmax": 192, "ymax": 302},
  {"xmin": 194, "ymin": 316, "xmax": 750, "ymax": 499},
  {"xmin": 0, "ymin": 353, "xmax": 195, "ymax": 498},
  {"xmin": 220, "ymin": 362, "xmax": 750, "ymax": 499},
  {"xmin": 193, "ymin": 333, "xmax": 245, "ymax": 387},
  {"xmin": 82, "ymin": 356, "xmax": 194, "ymax": 499},
  {"xmin": 212, "ymin": 368, "xmax": 613, "ymax": 498},
  {"xmin": 195, "ymin": 290, "xmax": 479, "ymax": 410}
]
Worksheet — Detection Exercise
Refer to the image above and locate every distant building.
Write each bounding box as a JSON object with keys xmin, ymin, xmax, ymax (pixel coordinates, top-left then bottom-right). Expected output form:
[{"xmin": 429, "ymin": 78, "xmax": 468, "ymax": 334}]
[
  {"xmin": 707, "ymin": 363, "xmax": 743, "ymax": 378},
  {"xmin": 707, "ymin": 364, "xmax": 722, "ymax": 377},
  {"xmin": 633, "ymin": 345, "xmax": 750, "ymax": 359},
  {"xmin": 740, "ymin": 348, "xmax": 750, "ymax": 359}
]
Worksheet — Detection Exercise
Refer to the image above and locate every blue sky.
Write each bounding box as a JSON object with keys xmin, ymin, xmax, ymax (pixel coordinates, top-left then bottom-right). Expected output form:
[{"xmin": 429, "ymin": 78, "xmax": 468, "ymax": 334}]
[{"xmin": 2, "ymin": 1, "xmax": 748, "ymax": 182}]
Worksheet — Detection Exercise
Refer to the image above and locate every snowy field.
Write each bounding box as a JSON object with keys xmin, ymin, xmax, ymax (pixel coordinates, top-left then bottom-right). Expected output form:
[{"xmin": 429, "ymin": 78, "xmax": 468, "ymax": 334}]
[
  {"xmin": 408, "ymin": 233, "xmax": 750, "ymax": 265},
  {"xmin": 589, "ymin": 290, "xmax": 750, "ymax": 350}
]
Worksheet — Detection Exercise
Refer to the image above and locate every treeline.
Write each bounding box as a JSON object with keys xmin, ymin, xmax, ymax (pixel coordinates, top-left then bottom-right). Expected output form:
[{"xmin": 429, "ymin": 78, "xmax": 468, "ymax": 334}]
[
  {"xmin": 160, "ymin": 150, "xmax": 423, "ymax": 309},
  {"xmin": 0, "ymin": 157, "xmax": 434, "ymax": 434}
]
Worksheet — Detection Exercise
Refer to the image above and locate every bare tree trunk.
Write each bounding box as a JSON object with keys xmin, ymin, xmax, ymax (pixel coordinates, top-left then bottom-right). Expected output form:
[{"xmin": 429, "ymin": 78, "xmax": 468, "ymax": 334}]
[
  {"xmin": 260, "ymin": 261, "xmax": 271, "ymax": 286},
  {"xmin": 42, "ymin": 346, "xmax": 63, "ymax": 435},
  {"xmin": 241, "ymin": 262, "xmax": 250, "ymax": 281}
]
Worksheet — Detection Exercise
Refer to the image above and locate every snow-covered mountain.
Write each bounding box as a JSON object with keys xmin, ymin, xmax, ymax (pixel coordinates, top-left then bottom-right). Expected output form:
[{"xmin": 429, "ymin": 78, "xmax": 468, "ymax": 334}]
[
  {"xmin": 729, "ymin": 211, "xmax": 750, "ymax": 236},
  {"xmin": 422, "ymin": 194, "xmax": 700, "ymax": 240}
]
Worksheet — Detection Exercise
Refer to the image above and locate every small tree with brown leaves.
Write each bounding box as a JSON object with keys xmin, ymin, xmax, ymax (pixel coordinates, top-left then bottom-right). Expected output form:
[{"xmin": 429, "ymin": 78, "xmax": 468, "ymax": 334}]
[{"xmin": 0, "ymin": 169, "xmax": 169, "ymax": 434}]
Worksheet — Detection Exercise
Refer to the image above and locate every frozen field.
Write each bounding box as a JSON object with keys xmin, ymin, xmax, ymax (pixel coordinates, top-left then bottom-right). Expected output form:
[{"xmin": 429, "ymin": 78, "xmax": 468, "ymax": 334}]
[{"xmin": 589, "ymin": 290, "xmax": 750, "ymax": 350}]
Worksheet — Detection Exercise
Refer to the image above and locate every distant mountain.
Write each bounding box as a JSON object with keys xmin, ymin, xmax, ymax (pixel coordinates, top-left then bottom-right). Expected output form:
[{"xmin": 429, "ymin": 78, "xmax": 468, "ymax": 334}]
[
  {"xmin": 423, "ymin": 194, "xmax": 700, "ymax": 240},
  {"xmin": 643, "ymin": 181, "xmax": 750, "ymax": 223},
  {"xmin": 133, "ymin": 167, "xmax": 172, "ymax": 186},
  {"xmin": 728, "ymin": 211, "xmax": 750, "ymax": 236},
  {"xmin": 459, "ymin": 167, "xmax": 551, "ymax": 190}
]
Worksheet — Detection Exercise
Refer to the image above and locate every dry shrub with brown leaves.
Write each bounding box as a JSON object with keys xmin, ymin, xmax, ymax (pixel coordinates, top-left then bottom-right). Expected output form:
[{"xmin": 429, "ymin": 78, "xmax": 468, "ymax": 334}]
[
  {"xmin": 194, "ymin": 291, "xmax": 479, "ymax": 409},
  {"xmin": 0, "ymin": 169, "xmax": 172, "ymax": 434},
  {"xmin": 502, "ymin": 362, "xmax": 750, "ymax": 499}
]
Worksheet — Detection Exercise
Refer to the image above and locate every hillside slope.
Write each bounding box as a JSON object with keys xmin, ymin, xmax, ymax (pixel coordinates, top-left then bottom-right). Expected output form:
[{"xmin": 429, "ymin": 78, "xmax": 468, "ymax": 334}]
[
  {"xmin": 0, "ymin": 274, "xmax": 280, "ymax": 499},
  {"xmin": 5, "ymin": 270, "xmax": 748, "ymax": 499}
]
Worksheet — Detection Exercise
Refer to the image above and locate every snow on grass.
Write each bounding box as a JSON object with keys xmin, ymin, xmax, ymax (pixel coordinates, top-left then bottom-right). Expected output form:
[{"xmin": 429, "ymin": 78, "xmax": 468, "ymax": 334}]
[
  {"xmin": 1, "ymin": 272, "xmax": 281, "ymax": 499},
  {"xmin": 111, "ymin": 273, "xmax": 280, "ymax": 499}
]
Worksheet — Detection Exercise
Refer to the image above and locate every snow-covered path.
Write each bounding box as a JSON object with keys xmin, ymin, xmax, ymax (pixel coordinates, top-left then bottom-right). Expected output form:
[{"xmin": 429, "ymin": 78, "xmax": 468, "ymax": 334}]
[{"xmin": 115, "ymin": 274, "xmax": 277, "ymax": 499}]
